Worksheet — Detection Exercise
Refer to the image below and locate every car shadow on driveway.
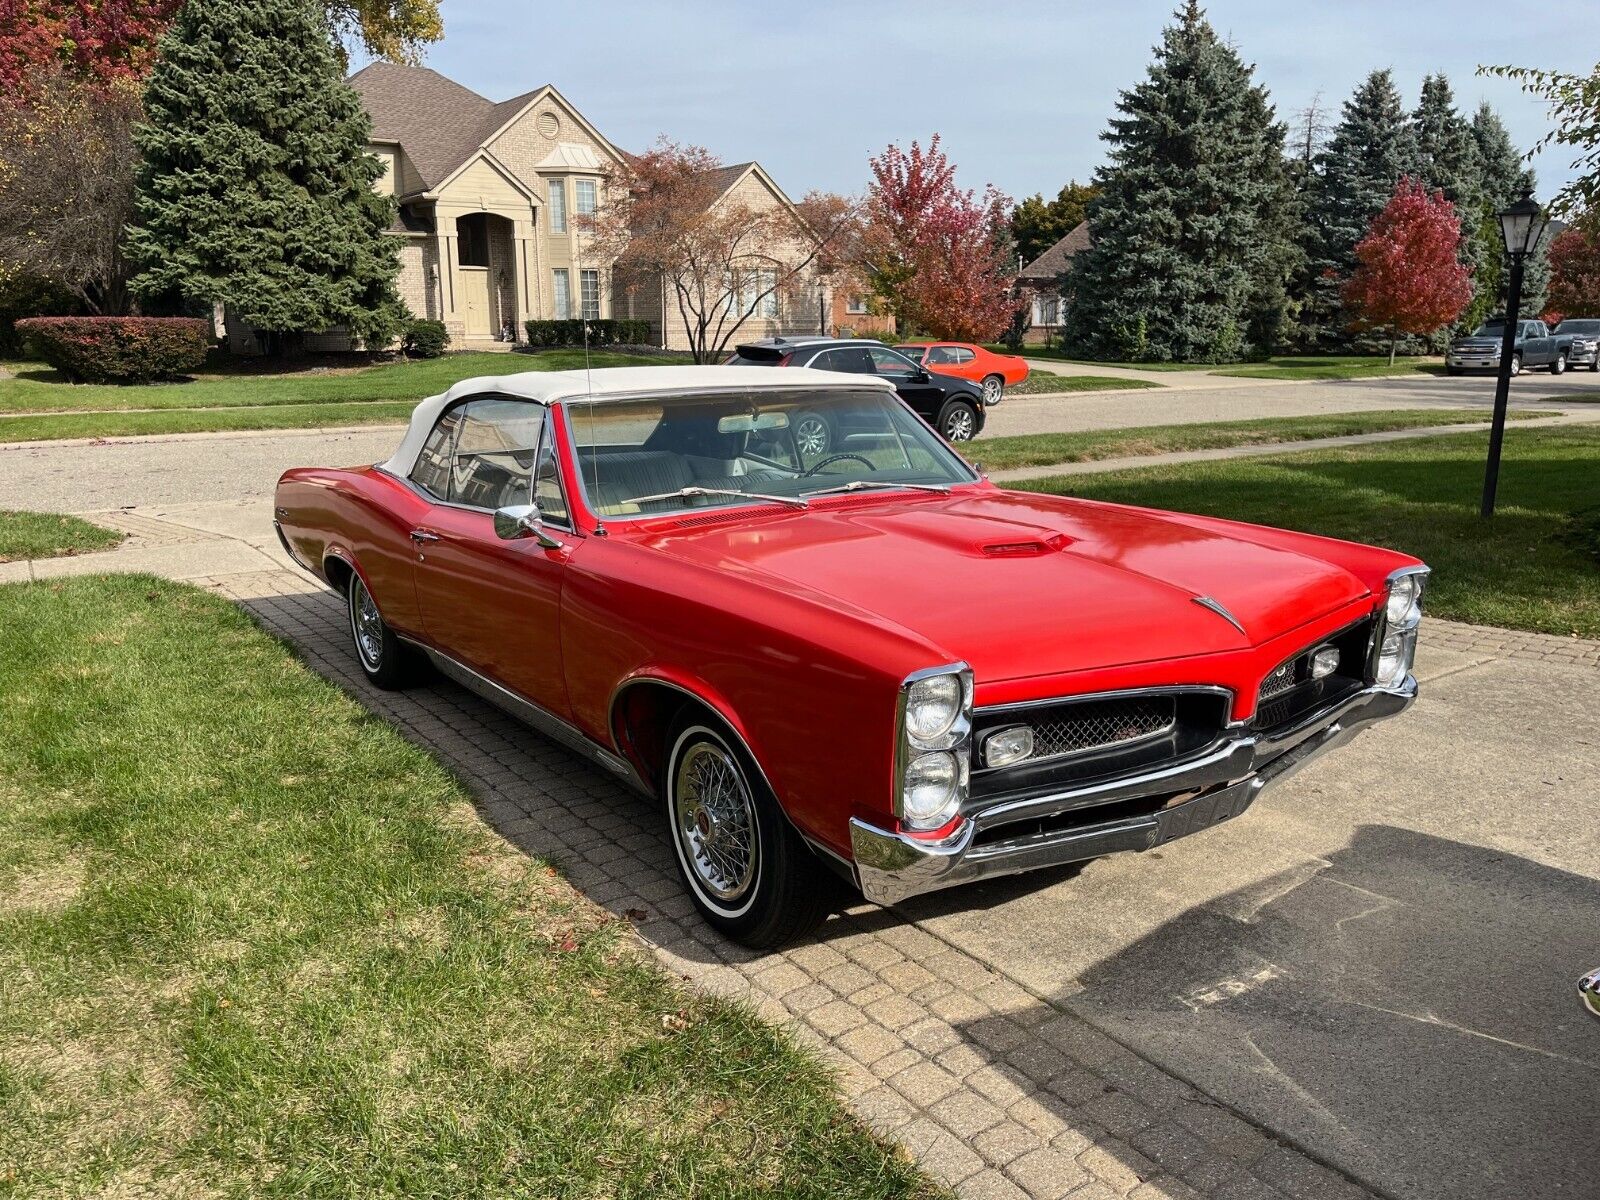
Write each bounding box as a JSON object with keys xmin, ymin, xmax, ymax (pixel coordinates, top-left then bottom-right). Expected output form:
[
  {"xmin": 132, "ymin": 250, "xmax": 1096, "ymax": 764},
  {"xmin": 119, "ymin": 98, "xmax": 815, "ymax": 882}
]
[{"xmin": 229, "ymin": 579, "xmax": 1598, "ymax": 1200}]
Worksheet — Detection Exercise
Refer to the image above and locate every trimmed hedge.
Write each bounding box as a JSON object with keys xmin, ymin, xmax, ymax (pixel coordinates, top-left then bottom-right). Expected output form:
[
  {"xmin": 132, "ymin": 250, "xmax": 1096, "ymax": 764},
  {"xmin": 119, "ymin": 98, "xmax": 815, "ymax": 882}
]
[
  {"xmin": 524, "ymin": 318, "xmax": 652, "ymax": 348},
  {"xmin": 16, "ymin": 316, "xmax": 211, "ymax": 382},
  {"xmin": 401, "ymin": 318, "xmax": 449, "ymax": 358}
]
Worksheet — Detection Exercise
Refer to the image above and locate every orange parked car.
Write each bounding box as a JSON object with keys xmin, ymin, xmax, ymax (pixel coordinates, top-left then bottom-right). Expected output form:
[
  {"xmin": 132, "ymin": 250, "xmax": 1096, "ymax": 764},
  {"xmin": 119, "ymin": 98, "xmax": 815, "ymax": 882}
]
[{"xmin": 896, "ymin": 342, "xmax": 1029, "ymax": 405}]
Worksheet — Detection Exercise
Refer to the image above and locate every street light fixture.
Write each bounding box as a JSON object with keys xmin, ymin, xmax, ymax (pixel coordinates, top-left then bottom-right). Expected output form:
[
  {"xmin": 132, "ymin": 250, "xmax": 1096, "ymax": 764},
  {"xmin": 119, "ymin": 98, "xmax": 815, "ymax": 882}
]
[{"xmin": 1480, "ymin": 191, "xmax": 1548, "ymax": 519}]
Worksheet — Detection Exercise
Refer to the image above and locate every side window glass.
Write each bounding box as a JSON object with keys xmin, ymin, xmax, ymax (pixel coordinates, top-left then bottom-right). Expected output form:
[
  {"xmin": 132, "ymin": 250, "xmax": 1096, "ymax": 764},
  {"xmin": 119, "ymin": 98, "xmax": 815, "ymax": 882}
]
[
  {"xmin": 868, "ymin": 346, "xmax": 916, "ymax": 376},
  {"xmin": 450, "ymin": 399, "xmax": 546, "ymax": 510},
  {"xmin": 953, "ymin": 348, "xmax": 975, "ymax": 364},
  {"xmin": 533, "ymin": 425, "xmax": 570, "ymax": 526},
  {"xmin": 808, "ymin": 350, "xmax": 840, "ymax": 372},
  {"xmin": 927, "ymin": 346, "xmax": 955, "ymax": 365},
  {"xmin": 838, "ymin": 347, "xmax": 877, "ymax": 374},
  {"xmin": 410, "ymin": 409, "xmax": 461, "ymax": 498}
]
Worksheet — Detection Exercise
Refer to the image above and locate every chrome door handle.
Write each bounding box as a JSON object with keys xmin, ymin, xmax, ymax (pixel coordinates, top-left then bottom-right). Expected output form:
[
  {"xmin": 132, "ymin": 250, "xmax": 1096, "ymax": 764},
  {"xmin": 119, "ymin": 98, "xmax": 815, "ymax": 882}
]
[{"xmin": 409, "ymin": 529, "xmax": 441, "ymax": 543}]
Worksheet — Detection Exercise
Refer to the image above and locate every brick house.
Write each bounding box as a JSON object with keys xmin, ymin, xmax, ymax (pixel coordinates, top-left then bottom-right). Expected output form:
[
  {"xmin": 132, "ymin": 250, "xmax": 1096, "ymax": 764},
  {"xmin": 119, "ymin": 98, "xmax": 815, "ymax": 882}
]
[
  {"xmin": 1016, "ymin": 220, "xmax": 1090, "ymax": 345},
  {"xmin": 231, "ymin": 63, "xmax": 823, "ymax": 353}
]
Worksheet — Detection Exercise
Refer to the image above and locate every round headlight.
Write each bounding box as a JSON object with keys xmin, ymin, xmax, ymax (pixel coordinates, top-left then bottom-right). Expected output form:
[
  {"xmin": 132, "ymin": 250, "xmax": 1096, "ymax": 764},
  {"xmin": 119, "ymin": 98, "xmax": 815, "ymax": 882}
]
[
  {"xmin": 902, "ymin": 751, "xmax": 961, "ymax": 828},
  {"xmin": 905, "ymin": 674, "xmax": 962, "ymax": 743},
  {"xmin": 1386, "ymin": 575, "xmax": 1421, "ymax": 625}
]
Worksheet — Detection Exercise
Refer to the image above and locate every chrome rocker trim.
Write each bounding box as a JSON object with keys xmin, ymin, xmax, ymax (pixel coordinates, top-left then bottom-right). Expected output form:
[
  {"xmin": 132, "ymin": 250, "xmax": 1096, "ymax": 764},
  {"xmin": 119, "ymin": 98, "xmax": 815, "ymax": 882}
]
[
  {"xmin": 411, "ymin": 641, "xmax": 650, "ymax": 796},
  {"xmin": 851, "ymin": 676, "xmax": 1417, "ymax": 905}
]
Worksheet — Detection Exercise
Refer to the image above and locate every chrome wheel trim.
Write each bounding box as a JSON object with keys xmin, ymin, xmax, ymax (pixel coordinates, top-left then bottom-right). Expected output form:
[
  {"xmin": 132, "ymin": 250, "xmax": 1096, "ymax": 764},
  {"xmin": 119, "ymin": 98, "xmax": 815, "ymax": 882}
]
[
  {"xmin": 1580, "ymin": 967, "xmax": 1600, "ymax": 1020},
  {"xmin": 1509, "ymin": 355, "xmax": 1521, "ymax": 376},
  {"xmin": 349, "ymin": 576, "xmax": 384, "ymax": 672},
  {"xmin": 794, "ymin": 414, "xmax": 829, "ymax": 458},
  {"xmin": 1553, "ymin": 353, "xmax": 1566, "ymax": 374},
  {"xmin": 982, "ymin": 376, "xmax": 1003, "ymax": 404},
  {"xmin": 944, "ymin": 406, "xmax": 976, "ymax": 441},
  {"xmin": 670, "ymin": 727, "xmax": 760, "ymax": 915}
]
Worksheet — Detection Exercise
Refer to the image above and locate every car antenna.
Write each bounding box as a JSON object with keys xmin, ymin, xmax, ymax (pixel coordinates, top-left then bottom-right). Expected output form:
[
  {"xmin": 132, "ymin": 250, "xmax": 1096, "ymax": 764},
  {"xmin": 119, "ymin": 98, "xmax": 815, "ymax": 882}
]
[{"xmin": 582, "ymin": 311, "xmax": 606, "ymax": 536}]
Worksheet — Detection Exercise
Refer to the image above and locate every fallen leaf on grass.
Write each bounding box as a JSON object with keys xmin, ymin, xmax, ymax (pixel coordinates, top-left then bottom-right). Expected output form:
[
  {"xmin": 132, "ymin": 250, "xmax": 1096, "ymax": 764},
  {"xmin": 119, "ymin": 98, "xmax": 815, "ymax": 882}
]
[
  {"xmin": 660, "ymin": 1010, "xmax": 689, "ymax": 1033},
  {"xmin": 624, "ymin": 907, "xmax": 650, "ymax": 922}
]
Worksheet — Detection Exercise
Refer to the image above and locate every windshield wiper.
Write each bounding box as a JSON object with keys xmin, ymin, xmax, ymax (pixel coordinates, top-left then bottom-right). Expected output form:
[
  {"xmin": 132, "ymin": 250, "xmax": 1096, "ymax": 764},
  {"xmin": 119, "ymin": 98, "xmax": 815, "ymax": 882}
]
[
  {"xmin": 617, "ymin": 486, "xmax": 810, "ymax": 509},
  {"xmin": 801, "ymin": 480, "xmax": 953, "ymax": 498}
]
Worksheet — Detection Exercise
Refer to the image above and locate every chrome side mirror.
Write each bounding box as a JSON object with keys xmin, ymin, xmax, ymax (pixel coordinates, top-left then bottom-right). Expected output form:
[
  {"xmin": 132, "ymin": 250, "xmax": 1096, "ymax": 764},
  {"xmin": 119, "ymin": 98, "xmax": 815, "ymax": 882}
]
[{"xmin": 493, "ymin": 502, "xmax": 563, "ymax": 549}]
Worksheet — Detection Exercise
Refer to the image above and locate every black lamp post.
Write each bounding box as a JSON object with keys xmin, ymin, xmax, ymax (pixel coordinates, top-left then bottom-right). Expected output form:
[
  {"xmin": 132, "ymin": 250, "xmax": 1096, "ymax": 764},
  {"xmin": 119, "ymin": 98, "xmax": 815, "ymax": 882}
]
[{"xmin": 1480, "ymin": 191, "xmax": 1548, "ymax": 519}]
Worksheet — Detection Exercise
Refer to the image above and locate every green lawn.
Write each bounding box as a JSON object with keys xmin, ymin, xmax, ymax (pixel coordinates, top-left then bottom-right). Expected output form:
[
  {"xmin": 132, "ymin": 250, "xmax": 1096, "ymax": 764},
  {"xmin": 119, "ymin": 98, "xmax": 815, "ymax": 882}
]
[
  {"xmin": 1209, "ymin": 356, "xmax": 1440, "ymax": 381},
  {"xmin": 0, "ymin": 349, "xmax": 669, "ymax": 415},
  {"xmin": 1013, "ymin": 425, "xmax": 1600, "ymax": 637},
  {"xmin": 983, "ymin": 345, "xmax": 1216, "ymax": 370},
  {"xmin": 0, "ymin": 575, "xmax": 940, "ymax": 1198},
  {"xmin": 0, "ymin": 400, "xmax": 420, "ymax": 443},
  {"xmin": 0, "ymin": 511, "xmax": 123, "ymax": 562},
  {"xmin": 972, "ymin": 409, "xmax": 1538, "ymax": 471},
  {"xmin": 1008, "ymin": 370, "xmax": 1160, "ymax": 395}
]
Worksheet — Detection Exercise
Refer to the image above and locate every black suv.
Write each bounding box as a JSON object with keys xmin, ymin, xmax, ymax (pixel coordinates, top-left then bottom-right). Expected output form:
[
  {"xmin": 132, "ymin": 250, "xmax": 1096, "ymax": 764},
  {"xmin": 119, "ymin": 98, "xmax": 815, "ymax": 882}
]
[{"xmin": 727, "ymin": 337, "xmax": 988, "ymax": 448}]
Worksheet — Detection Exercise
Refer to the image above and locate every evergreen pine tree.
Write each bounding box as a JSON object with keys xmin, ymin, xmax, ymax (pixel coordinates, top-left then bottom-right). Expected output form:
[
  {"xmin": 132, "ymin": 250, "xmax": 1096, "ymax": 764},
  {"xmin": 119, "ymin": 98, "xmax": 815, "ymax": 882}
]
[
  {"xmin": 1471, "ymin": 102, "xmax": 1528, "ymax": 212},
  {"xmin": 1411, "ymin": 74, "xmax": 1483, "ymax": 343},
  {"xmin": 127, "ymin": 0, "xmax": 402, "ymax": 351},
  {"xmin": 1299, "ymin": 70, "xmax": 1417, "ymax": 347},
  {"xmin": 1061, "ymin": 2, "xmax": 1290, "ymax": 362}
]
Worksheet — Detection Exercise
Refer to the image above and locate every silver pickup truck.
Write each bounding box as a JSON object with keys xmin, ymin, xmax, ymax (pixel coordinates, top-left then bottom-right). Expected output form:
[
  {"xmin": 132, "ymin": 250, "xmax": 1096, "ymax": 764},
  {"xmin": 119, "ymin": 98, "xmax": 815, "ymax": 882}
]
[
  {"xmin": 1446, "ymin": 318, "xmax": 1570, "ymax": 376},
  {"xmin": 1553, "ymin": 319, "xmax": 1600, "ymax": 372}
]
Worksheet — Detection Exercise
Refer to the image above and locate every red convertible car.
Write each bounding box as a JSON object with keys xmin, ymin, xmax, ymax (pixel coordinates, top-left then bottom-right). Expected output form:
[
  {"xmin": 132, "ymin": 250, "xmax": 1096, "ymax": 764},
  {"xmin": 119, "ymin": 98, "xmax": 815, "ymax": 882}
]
[
  {"xmin": 275, "ymin": 366, "xmax": 1427, "ymax": 947},
  {"xmin": 896, "ymin": 342, "xmax": 1030, "ymax": 405}
]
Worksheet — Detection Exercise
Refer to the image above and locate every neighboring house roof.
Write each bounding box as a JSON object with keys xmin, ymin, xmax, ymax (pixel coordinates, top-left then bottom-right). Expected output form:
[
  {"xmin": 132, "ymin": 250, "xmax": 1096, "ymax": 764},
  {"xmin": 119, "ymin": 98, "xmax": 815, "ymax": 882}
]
[
  {"xmin": 347, "ymin": 62, "xmax": 627, "ymax": 196},
  {"xmin": 1018, "ymin": 220, "xmax": 1091, "ymax": 286}
]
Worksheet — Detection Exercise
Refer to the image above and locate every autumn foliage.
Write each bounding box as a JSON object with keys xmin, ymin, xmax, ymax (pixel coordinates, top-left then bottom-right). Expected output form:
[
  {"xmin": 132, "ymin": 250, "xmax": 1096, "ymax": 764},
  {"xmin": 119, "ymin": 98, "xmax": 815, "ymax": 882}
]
[
  {"xmin": 0, "ymin": 0, "xmax": 181, "ymax": 99},
  {"xmin": 1341, "ymin": 177, "xmax": 1473, "ymax": 361},
  {"xmin": 16, "ymin": 315, "xmax": 209, "ymax": 381},
  {"xmin": 1545, "ymin": 225, "xmax": 1600, "ymax": 322},
  {"xmin": 862, "ymin": 136, "xmax": 1021, "ymax": 342}
]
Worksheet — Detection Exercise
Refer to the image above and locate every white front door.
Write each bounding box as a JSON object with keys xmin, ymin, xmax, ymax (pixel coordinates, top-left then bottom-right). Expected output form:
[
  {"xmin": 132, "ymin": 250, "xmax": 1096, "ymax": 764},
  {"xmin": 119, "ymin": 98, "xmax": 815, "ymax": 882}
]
[{"xmin": 459, "ymin": 267, "xmax": 491, "ymax": 338}]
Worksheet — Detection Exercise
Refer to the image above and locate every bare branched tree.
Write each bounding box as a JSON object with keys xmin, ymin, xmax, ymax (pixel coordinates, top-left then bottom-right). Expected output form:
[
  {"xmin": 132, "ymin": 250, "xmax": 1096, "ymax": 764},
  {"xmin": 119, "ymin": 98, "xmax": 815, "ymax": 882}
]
[
  {"xmin": 581, "ymin": 139, "xmax": 858, "ymax": 362},
  {"xmin": 0, "ymin": 69, "xmax": 141, "ymax": 314}
]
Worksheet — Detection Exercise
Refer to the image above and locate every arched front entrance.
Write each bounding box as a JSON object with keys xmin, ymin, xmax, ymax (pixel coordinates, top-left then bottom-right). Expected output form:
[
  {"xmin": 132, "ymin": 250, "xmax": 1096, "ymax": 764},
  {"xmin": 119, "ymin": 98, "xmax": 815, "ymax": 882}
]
[{"xmin": 454, "ymin": 212, "xmax": 518, "ymax": 341}]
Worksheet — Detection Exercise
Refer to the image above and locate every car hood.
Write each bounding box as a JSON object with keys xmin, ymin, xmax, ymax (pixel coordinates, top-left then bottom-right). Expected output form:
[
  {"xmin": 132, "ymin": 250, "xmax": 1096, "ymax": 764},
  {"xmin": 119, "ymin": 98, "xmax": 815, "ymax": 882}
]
[
  {"xmin": 1451, "ymin": 337, "xmax": 1503, "ymax": 349},
  {"xmin": 631, "ymin": 489, "xmax": 1370, "ymax": 683}
]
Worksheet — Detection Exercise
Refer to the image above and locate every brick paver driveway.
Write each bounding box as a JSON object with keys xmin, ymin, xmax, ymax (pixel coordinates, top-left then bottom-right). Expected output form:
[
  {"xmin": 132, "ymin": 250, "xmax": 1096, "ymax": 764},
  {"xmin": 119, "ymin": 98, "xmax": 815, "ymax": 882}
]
[{"xmin": 195, "ymin": 564, "xmax": 1598, "ymax": 1200}]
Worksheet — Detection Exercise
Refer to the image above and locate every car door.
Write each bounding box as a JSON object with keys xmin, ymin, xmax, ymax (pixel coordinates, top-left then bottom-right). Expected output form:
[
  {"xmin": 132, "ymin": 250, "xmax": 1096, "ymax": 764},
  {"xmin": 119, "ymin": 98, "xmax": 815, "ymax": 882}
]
[
  {"xmin": 1525, "ymin": 322, "xmax": 1553, "ymax": 364},
  {"xmin": 867, "ymin": 345, "xmax": 945, "ymax": 419},
  {"xmin": 407, "ymin": 395, "xmax": 575, "ymax": 717}
]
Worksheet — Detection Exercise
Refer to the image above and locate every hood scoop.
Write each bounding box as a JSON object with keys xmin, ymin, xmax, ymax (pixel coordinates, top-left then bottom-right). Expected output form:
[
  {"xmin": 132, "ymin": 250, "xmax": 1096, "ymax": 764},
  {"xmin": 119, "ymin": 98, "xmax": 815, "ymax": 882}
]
[{"xmin": 981, "ymin": 533, "xmax": 1074, "ymax": 558}]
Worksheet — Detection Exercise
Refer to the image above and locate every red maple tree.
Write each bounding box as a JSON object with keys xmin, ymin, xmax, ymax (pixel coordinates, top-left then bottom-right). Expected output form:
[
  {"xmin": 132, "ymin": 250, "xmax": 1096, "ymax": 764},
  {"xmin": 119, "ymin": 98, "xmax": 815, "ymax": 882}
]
[
  {"xmin": 1544, "ymin": 225, "xmax": 1600, "ymax": 323},
  {"xmin": 1341, "ymin": 177, "xmax": 1473, "ymax": 363},
  {"xmin": 862, "ymin": 135, "xmax": 1021, "ymax": 342},
  {"xmin": 0, "ymin": 0, "xmax": 180, "ymax": 99}
]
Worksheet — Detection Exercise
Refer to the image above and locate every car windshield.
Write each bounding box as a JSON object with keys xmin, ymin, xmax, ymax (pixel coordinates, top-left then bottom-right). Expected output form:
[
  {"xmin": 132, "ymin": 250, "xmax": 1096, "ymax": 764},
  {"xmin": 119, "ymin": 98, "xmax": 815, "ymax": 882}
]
[
  {"xmin": 1557, "ymin": 320, "xmax": 1600, "ymax": 334},
  {"xmin": 1471, "ymin": 322, "xmax": 1509, "ymax": 337},
  {"xmin": 565, "ymin": 388, "xmax": 977, "ymax": 518}
]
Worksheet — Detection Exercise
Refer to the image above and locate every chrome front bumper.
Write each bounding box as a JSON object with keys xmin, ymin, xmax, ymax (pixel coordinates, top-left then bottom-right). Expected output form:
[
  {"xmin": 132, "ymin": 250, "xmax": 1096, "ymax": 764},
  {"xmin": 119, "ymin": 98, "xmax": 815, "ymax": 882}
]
[{"xmin": 850, "ymin": 677, "xmax": 1416, "ymax": 905}]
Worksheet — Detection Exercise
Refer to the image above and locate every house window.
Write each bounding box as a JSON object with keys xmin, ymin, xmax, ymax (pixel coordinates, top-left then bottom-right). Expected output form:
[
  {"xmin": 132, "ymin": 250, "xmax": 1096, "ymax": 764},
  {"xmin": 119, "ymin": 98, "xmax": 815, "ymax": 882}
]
[
  {"xmin": 456, "ymin": 213, "xmax": 489, "ymax": 267},
  {"xmin": 1032, "ymin": 293, "xmax": 1060, "ymax": 326},
  {"xmin": 730, "ymin": 269, "xmax": 778, "ymax": 319},
  {"xmin": 574, "ymin": 178, "xmax": 597, "ymax": 217},
  {"xmin": 846, "ymin": 294, "xmax": 868, "ymax": 315},
  {"xmin": 552, "ymin": 269, "xmax": 571, "ymax": 319},
  {"xmin": 548, "ymin": 180, "xmax": 567, "ymax": 233},
  {"xmin": 580, "ymin": 269, "xmax": 601, "ymax": 319}
]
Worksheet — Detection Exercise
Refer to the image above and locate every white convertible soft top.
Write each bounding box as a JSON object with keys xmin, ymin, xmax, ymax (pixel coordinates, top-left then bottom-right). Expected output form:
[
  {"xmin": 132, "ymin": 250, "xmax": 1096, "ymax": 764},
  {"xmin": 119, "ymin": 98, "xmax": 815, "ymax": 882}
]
[{"xmin": 379, "ymin": 364, "xmax": 894, "ymax": 477}]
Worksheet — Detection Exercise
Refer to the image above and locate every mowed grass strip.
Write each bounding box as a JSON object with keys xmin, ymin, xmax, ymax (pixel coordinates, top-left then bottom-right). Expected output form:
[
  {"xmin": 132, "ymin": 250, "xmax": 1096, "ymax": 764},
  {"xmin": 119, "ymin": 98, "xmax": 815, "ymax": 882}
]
[
  {"xmin": 972, "ymin": 409, "xmax": 1539, "ymax": 471},
  {"xmin": 0, "ymin": 400, "xmax": 418, "ymax": 443},
  {"xmin": 0, "ymin": 349, "xmax": 672, "ymax": 415},
  {"xmin": 0, "ymin": 575, "xmax": 942, "ymax": 1199},
  {"xmin": 1208, "ymin": 355, "xmax": 1440, "ymax": 380},
  {"xmin": 1006, "ymin": 370, "xmax": 1159, "ymax": 395},
  {"xmin": 1013, "ymin": 425, "xmax": 1600, "ymax": 638},
  {"xmin": 0, "ymin": 512, "xmax": 123, "ymax": 562}
]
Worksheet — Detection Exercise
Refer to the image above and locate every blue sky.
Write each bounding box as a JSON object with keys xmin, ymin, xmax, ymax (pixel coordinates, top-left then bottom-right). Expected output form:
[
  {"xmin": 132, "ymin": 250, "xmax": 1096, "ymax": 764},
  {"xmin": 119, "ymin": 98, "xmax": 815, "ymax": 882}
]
[{"xmin": 364, "ymin": 1, "xmax": 1591, "ymax": 205}]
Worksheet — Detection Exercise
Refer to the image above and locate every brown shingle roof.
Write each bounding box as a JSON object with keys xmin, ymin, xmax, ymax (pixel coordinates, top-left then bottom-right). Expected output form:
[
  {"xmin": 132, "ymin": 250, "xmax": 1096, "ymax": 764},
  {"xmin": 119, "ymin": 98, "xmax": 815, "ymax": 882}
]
[
  {"xmin": 348, "ymin": 62, "xmax": 548, "ymax": 193},
  {"xmin": 1018, "ymin": 220, "xmax": 1091, "ymax": 284}
]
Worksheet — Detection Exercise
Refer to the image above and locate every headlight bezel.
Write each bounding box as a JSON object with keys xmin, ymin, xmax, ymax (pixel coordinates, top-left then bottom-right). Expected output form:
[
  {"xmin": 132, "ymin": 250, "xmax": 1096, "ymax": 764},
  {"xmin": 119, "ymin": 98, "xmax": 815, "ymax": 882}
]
[
  {"xmin": 1370, "ymin": 564, "xmax": 1429, "ymax": 688},
  {"xmin": 894, "ymin": 663, "xmax": 973, "ymax": 833}
]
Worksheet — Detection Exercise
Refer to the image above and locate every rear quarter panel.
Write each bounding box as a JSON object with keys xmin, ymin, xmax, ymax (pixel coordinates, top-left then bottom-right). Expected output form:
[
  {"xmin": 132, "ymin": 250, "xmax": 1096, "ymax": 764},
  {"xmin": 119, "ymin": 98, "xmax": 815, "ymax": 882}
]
[{"xmin": 275, "ymin": 466, "xmax": 430, "ymax": 634}]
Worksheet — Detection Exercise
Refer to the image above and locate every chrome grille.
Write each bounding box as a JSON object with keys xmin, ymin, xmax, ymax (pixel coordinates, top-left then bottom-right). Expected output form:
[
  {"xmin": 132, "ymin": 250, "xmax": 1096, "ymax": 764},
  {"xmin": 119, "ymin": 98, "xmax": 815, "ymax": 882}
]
[{"xmin": 1027, "ymin": 697, "xmax": 1177, "ymax": 761}]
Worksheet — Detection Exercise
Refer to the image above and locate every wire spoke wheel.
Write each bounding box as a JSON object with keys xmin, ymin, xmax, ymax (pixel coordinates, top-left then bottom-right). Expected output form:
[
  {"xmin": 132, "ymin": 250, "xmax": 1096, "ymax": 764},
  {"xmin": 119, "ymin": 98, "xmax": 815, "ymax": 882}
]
[
  {"xmin": 350, "ymin": 577, "xmax": 384, "ymax": 670},
  {"xmin": 673, "ymin": 740, "xmax": 758, "ymax": 903}
]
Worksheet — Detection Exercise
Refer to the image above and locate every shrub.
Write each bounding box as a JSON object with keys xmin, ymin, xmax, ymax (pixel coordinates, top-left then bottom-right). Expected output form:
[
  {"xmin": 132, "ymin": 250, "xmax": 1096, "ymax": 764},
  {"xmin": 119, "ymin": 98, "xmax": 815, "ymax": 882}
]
[
  {"xmin": 401, "ymin": 318, "xmax": 449, "ymax": 358},
  {"xmin": 524, "ymin": 318, "xmax": 654, "ymax": 348},
  {"xmin": 843, "ymin": 327, "xmax": 898, "ymax": 342},
  {"xmin": 0, "ymin": 277, "xmax": 83, "ymax": 359},
  {"xmin": 16, "ymin": 316, "xmax": 210, "ymax": 382}
]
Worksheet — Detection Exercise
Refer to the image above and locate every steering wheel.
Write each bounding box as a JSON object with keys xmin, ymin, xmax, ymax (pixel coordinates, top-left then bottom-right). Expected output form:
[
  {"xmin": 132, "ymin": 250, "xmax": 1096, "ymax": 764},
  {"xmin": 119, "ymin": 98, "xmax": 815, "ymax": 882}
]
[{"xmin": 801, "ymin": 453, "xmax": 874, "ymax": 477}]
